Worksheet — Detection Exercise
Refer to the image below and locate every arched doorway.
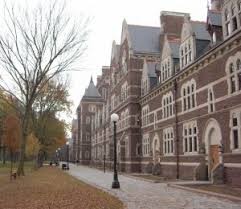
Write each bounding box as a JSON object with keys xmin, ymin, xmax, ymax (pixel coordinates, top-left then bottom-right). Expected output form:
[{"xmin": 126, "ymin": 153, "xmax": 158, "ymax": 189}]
[{"xmin": 204, "ymin": 119, "xmax": 222, "ymax": 179}]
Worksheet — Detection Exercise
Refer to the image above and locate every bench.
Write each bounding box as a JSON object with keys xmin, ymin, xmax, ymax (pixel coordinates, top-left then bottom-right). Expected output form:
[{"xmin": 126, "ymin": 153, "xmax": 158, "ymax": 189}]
[{"xmin": 62, "ymin": 163, "xmax": 69, "ymax": 170}]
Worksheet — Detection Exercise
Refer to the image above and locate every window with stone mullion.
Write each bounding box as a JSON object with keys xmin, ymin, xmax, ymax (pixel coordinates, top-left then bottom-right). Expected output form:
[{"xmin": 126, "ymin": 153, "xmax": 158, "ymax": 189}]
[
  {"xmin": 183, "ymin": 123, "xmax": 198, "ymax": 154},
  {"xmin": 237, "ymin": 59, "xmax": 241, "ymax": 90},
  {"xmin": 231, "ymin": 112, "xmax": 240, "ymax": 150},
  {"xmin": 163, "ymin": 128, "xmax": 174, "ymax": 155}
]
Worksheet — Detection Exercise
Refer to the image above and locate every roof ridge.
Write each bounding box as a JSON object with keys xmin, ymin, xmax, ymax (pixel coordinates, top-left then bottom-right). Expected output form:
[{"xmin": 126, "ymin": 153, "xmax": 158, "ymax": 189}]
[{"xmin": 128, "ymin": 24, "xmax": 160, "ymax": 29}]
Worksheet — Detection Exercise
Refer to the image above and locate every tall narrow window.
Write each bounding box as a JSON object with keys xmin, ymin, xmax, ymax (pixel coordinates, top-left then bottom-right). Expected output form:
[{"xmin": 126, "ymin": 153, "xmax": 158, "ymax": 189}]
[
  {"xmin": 163, "ymin": 127, "xmax": 174, "ymax": 155},
  {"xmin": 183, "ymin": 88, "xmax": 187, "ymax": 111},
  {"xmin": 162, "ymin": 92, "xmax": 174, "ymax": 119},
  {"xmin": 237, "ymin": 59, "xmax": 241, "ymax": 90},
  {"xmin": 182, "ymin": 80, "xmax": 196, "ymax": 112},
  {"xmin": 208, "ymin": 88, "xmax": 215, "ymax": 113},
  {"xmin": 230, "ymin": 110, "xmax": 241, "ymax": 151},
  {"xmin": 230, "ymin": 63, "xmax": 236, "ymax": 93},
  {"xmin": 183, "ymin": 121, "xmax": 198, "ymax": 154}
]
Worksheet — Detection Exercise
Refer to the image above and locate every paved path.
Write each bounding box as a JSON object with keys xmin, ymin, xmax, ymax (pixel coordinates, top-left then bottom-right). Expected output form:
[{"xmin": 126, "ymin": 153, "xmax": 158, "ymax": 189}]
[{"xmin": 67, "ymin": 164, "xmax": 241, "ymax": 209}]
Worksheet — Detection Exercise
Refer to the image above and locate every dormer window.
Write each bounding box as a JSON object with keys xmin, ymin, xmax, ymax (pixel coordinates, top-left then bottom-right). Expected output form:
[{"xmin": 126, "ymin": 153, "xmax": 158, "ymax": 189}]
[
  {"xmin": 141, "ymin": 79, "xmax": 148, "ymax": 96},
  {"xmin": 226, "ymin": 53, "xmax": 241, "ymax": 94},
  {"xmin": 223, "ymin": 2, "xmax": 241, "ymax": 38},
  {"xmin": 180, "ymin": 38, "xmax": 193, "ymax": 69},
  {"xmin": 161, "ymin": 57, "xmax": 172, "ymax": 82}
]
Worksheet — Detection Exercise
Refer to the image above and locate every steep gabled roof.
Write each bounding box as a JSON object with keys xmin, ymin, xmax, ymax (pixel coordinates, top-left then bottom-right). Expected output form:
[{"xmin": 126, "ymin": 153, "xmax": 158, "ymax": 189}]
[
  {"xmin": 127, "ymin": 24, "xmax": 161, "ymax": 54},
  {"xmin": 191, "ymin": 21, "xmax": 211, "ymax": 40},
  {"xmin": 207, "ymin": 10, "xmax": 222, "ymax": 26},
  {"xmin": 82, "ymin": 77, "xmax": 101, "ymax": 99}
]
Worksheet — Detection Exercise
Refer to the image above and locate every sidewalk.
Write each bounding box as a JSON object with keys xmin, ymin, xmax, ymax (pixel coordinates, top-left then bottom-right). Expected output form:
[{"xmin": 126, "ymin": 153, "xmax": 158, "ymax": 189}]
[{"xmin": 67, "ymin": 164, "xmax": 241, "ymax": 209}]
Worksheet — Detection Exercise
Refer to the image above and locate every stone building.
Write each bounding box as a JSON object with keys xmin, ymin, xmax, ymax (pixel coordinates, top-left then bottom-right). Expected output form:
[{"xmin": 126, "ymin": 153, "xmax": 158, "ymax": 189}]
[
  {"xmin": 76, "ymin": 77, "xmax": 103, "ymax": 165},
  {"xmin": 74, "ymin": 0, "xmax": 241, "ymax": 186},
  {"xmin": 71, "ymin": 119, "xmax": 78, "ymax": 161}
]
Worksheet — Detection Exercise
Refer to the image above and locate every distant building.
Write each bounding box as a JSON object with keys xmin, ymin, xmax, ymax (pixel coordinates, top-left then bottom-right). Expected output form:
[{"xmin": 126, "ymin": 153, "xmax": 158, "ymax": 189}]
[{"xmin": 76, "ymin": 77, "xmax": 103, "ymax": 165}]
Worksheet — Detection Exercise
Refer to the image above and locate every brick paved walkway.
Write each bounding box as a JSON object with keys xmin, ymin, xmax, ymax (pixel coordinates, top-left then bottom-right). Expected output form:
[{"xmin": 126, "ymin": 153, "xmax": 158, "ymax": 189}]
[{"xmin": 67, "ymin": 164, "xmax": 241, "ymax": 209}]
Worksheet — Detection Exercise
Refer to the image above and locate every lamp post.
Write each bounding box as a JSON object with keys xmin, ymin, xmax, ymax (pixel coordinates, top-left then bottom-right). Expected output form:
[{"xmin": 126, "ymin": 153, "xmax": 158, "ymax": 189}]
[
  {"xmin": 66, "ymin": 141, "xmax": 70, "ymax": 170},
  {"xmin": 57, "ymin": 147, "xmax": 61, "ymax": 163},
  {"xmin": 111, "ymin": 113, "xmax": 120, "ymax": 189}
]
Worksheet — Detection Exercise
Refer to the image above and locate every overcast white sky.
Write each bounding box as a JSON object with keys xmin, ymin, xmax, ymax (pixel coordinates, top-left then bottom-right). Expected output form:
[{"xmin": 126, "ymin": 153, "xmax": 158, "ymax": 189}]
[
  {"xmin": 0, "ymin": 0, "xmax": 209, "ymax": 127},
  {"xmin": 68, "ymin": 0, "xmax": 208, "ymax": 118}
]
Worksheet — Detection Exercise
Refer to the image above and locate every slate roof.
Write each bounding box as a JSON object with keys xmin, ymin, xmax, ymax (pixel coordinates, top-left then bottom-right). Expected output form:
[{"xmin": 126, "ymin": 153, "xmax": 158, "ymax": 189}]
[
  {"xmin": 128, "ymin": 25, "xmax": 161, "ymax": 54},
  {"xmin": 207, "ymin": 10, "xmax": 222, "ymax": 26},
  {"xmin": 146, "ymin": 62, "xmax": 157, "ymax": 77},
  {"xmin": 82, "ymin": 77, "xmax": 101, "ymax": 99},
  {"xmin": 191, "ymin": 21, "xmax": 211, "ymax": 40}
]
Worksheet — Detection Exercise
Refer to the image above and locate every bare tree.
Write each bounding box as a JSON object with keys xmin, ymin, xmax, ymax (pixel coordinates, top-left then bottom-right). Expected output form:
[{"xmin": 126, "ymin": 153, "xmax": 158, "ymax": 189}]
[{"xmin": 0, "ymin": 1, "xmax": 89, "ymax": 175}]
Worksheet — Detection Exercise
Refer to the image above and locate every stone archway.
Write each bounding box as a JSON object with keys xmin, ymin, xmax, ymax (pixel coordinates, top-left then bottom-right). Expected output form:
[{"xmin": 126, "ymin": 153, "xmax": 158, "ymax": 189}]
[{"xmin": 204, "ymin": 119, "xmax": 222, "ymax": 179}]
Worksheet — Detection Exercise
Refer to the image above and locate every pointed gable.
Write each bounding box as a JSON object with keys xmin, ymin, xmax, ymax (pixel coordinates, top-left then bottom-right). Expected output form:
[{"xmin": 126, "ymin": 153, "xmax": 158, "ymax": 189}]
[{"xmin": 82, "ymin": 77, "xmax": 101, "ymax": 100}]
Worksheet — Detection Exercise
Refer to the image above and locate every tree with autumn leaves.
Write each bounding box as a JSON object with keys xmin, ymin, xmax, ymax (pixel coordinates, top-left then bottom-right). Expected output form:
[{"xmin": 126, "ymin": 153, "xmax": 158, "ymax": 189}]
[
  {"xmin": 0, "ymin": 76, "xmax": 70, "ymax": 175},
  {"xmin": 0, "ymin": 1, "xmax": 88, "ymax": 176},
  {"xmin": 3, "ymin": 114, "xmax": 20, "ymax": 179}
]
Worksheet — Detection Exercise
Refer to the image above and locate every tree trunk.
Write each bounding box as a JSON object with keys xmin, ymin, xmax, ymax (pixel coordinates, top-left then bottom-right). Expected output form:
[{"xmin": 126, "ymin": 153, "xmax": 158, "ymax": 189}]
[
  {"xmin": 10, "ymin": 151, "xmax": 13, "ymax": 180},
  {"xmin": 3, "ymin": 146, "xmax": 6, "ymax": 164},
  {"xmin": 17, "ymin": 110, "xmax": 30, "ymax": 176}
]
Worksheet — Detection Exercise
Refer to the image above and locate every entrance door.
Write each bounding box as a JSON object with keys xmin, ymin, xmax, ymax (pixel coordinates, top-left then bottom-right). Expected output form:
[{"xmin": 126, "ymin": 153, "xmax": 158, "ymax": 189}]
[{"xmin": 210, "ymin": 145, "xmax": 219, "ymax": 171}]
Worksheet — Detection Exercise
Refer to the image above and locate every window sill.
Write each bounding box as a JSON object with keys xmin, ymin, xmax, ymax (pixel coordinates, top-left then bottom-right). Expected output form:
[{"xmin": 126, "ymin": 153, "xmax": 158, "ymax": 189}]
[
  {"xmin": 231, "ymin": 148, "xmax": 241, "ymax": 154},
  {"xmin": 163, "ymin": 153, "xmax": 175, "ymax": 157},
  {"xmin": 183, "ymin": 152, "xmax": 199, "ymax": 156}
]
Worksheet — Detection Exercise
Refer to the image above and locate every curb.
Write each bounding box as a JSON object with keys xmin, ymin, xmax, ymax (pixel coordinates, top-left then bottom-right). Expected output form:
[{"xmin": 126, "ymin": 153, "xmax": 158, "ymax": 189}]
[
  {"xmin": 168, "ymin": 184, "xmax": 241, "ymax": 202},
  {"xmin": 122, "ymin": 174, "xmax": 165, "ymax": 183}
]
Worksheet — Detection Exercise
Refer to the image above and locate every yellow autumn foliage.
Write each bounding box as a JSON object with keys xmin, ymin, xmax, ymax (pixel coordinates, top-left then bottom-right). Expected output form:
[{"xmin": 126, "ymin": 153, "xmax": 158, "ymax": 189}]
[{"xmin": 26, "ymin": 133, "xmax": 40, "ymax": 158}]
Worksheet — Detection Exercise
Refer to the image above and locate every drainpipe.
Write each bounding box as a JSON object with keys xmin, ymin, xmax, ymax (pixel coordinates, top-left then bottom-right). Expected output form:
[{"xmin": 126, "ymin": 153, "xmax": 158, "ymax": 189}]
[{"xmin": 174, "ymin": 79, "xmax": 179, "ymax": 179}]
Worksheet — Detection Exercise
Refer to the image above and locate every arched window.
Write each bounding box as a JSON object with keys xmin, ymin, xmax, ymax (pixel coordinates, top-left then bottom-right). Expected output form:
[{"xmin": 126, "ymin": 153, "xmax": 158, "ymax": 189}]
[
  {"xmin": 181, "ymin": 79, "xmax": 196, "ymax": 112},
  {"xmin": 142, "ymin": 135, "xmax": 150, "ymax": 156},
  {"xmin": 227, "ymin": 55, "xmax": 241, "ymax": 94},
  {"xmin": 163, "ymin": 127, "xmax": 174, "ymax": 155},
  {"xmin": 162, "ymin": 92, "xmax": 174, "ymax": 119},
  {"xmin": 208, "ymin": 87, "xmax": 215, "ymax": 113},
  {"xmin": 224, "ymin": 8, "xmax": 231, "ymax": 36}
]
